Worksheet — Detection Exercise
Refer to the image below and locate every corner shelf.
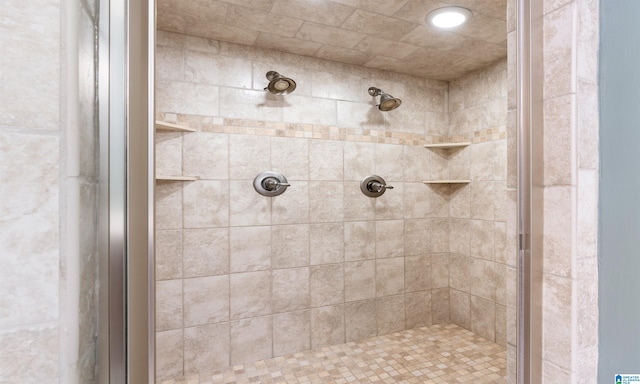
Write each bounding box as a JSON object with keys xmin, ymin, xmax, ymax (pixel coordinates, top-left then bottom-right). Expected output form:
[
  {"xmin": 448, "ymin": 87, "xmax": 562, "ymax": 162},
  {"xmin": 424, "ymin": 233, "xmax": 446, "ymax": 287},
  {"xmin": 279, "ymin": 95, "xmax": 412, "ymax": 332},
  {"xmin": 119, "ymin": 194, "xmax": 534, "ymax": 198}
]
[
  {"xmin": 156, "ymin": 175, "xmax": 200, "ymax": 181},
  {"xmin": 155, "ymin": 121, "xmax": 197, "ymax": 132},
  {"xmin": 423, "ymin": 142, "xmax": 470, "ymax": 149},
  {"xmin": 422, "ymin": 180, "xmax": 470, "ymax": 184}
]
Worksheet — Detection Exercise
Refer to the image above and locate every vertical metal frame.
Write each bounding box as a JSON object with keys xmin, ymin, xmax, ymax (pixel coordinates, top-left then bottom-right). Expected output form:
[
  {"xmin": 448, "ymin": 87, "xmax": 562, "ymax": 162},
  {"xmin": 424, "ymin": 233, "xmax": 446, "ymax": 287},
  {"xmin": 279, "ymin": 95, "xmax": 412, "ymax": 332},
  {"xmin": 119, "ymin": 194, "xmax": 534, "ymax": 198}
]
[
  {"xmin": 517, "ymin": 0, "xmax": 543, "ymax": 382},
  {"xmin": 98, "ymin": 0, "xmax": 154, "ymax": 382}
]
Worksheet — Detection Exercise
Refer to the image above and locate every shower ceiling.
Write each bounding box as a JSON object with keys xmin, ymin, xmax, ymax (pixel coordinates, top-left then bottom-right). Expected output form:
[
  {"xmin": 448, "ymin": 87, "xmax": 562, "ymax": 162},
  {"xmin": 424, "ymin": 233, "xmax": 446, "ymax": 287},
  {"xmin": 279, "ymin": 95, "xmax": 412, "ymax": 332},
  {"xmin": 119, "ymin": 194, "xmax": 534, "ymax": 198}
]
[{"xmin": 157, "ymin": 0, "xmax": 507, "ymax": 80}]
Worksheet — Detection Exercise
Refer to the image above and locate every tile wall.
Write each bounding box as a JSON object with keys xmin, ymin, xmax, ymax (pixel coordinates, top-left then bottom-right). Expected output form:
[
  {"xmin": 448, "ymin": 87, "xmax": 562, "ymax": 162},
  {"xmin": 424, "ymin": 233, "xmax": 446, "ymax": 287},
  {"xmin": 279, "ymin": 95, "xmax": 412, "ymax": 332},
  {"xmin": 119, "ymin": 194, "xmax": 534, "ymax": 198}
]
[
  {"xmin": 503, "ymin": 1, "xmax": 600, "ymax": 383},
  {"xmin": 539, "ymin": 1, "xmax": 599, "ymax": 382},
  {"xmin": 155, "ymin": 29, "xmax": 509, "ymax": 381},
  {"xmin": 445, "ymin": 60, "xmax": 508, "ymax": 345},
  {"xmin": 0, "ymin": 0, "xmax": 99, "ymax": 382}
]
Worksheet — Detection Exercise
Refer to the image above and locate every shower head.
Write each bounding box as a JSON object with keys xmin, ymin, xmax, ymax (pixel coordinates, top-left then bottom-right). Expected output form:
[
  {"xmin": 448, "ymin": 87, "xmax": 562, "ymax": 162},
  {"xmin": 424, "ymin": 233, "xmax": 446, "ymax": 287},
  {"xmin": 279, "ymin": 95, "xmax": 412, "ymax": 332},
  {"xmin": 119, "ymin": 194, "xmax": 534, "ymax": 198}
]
[
  {"xmin": 264, "ymin": 71, "xmax": 297, "ymax": 95},
  {"xmin": 368, "ymin": 87, "xmax": 402, "ymax": 111}
]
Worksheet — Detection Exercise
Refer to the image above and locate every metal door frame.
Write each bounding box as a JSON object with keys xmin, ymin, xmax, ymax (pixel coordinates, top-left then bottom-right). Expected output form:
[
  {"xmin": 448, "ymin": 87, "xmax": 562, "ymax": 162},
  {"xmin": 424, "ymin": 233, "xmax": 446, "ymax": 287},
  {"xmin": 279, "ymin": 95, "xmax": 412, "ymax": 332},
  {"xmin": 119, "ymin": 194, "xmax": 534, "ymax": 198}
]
[
  {"xmin": 98, "ymin": 0, "xmax": 155, "ymax": 382},
  {"xmin": 517, "ymin": 0, "xmax": 544, "ymax": 383}
]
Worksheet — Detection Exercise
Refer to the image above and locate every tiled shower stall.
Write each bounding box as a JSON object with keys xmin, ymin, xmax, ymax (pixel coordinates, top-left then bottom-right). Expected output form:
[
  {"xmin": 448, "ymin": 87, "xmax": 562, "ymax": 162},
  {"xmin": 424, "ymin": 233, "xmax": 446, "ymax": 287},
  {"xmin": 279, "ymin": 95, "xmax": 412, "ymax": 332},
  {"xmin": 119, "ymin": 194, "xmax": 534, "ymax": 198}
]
[{"xmin": 154, "ymin": 30, "xmax": 508, "ymax": 381}]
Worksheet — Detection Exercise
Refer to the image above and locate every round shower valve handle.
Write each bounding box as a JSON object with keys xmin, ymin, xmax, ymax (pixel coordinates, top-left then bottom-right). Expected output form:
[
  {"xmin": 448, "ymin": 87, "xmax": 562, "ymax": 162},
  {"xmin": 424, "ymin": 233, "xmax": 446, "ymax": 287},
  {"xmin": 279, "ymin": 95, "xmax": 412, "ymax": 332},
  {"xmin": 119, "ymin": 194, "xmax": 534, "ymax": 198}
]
[
  {"xmin": 360, "ymin": 175, "xmax": 393, "ymax": 197},
  {"xmin": 254, "ymin": 171, "xmax": 290, "ymax": 197},
  {"xmin": 368, "ymin": 181, "xmax": 394, "ymax": 193},
  {"xmin": 263, "ymin": 177, "xmax": 290, "ymax": 191}
]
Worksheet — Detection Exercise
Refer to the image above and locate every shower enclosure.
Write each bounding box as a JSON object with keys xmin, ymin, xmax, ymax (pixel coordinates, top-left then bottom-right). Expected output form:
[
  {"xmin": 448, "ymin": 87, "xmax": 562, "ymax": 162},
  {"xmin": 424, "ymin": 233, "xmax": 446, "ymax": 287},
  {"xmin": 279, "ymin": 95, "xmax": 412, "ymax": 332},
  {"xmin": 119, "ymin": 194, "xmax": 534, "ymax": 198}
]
[
  {"xmin": 151, "ymin": 1, "xmax": 516, "ymax": 382},
  {"xmin": 97, "ymin": 0, "xmax": 554, "ymax": 382}
]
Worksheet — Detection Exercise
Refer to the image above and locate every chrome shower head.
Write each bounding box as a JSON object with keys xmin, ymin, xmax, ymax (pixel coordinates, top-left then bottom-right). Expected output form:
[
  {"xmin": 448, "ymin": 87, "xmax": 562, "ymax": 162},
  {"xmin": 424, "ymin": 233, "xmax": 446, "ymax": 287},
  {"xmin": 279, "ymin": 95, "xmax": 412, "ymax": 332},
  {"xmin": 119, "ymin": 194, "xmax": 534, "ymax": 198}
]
[
  {"xmin": 368, "ymin": 87, "xmax": 402, "ymax": 111},
  {"xmin": 265, "ymin": 71, "xmax": 297, "ymax": 95}
]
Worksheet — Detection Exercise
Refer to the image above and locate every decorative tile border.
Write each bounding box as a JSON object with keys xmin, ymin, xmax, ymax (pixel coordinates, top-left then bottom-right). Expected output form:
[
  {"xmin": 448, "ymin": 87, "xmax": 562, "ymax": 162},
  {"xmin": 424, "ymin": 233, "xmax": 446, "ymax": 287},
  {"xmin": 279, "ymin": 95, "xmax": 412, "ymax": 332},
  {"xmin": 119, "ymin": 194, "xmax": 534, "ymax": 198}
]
[{"xmin": 158, "ymin": 112, "xmax": 506, "ymax": 146}]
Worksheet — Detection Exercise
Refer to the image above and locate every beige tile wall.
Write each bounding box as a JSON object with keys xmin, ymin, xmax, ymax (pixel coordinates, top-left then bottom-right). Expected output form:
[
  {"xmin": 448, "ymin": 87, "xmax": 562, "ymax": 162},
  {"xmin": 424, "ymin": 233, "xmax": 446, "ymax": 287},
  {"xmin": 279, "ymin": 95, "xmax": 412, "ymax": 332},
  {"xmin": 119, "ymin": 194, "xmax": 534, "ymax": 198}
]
[
  {"xmin": 539, "ymin": 1, "xmax": 599, "ymax": 382},
  {"xmin": 445, "ymin": 60, "xmax": 509, "ymax": 346},
  {"xmin": 155, "ymin": 29, "xmax": 514, "ymax": 381},
  {"xmin": 154, "ymin": 30, "xmax": 463, "ymax": 379},
  {"xmin": 0, "ymin": 0, "xmax": 99, "ymax": 383}
]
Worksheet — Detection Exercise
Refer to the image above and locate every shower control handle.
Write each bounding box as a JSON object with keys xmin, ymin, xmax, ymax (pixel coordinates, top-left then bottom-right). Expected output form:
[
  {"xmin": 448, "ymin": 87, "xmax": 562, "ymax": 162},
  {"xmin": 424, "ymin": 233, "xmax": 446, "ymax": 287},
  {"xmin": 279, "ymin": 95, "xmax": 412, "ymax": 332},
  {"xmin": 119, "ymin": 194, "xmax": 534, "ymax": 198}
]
[
  {"xmin": 263, "ymin": 177, "xmax": 290, "ymax": 191},
  {"xmin": 360, "ymin": 175, "xmax": 393, "ymax": 198},
  {"xmin": 368, "ymin": 181, "xmax": 394, "ymax": 193},
  {"xmin": 254, "ymin": 171, "xmax": 290, "ymax": 197}
]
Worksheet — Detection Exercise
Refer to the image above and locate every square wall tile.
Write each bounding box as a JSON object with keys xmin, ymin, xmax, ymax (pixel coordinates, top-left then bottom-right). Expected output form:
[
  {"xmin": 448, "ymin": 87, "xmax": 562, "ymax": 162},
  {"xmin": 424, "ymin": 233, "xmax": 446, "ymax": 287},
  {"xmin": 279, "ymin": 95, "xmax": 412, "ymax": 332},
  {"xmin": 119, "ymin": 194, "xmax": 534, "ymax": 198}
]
[
  {"xmin": 282, "ymin": 94, "xmax": 337, "ymax": 126},
  {"xmin": 183, "ymin": 180, "xmax": 230, "ymax": 228},
  {"xmin": 183, "ymin": 228, "xmax": 229, "ymax": 277},
  {"xmin": 404, "ymin": 255, "xmax": 431, "ymax": 293},
  {"xmin": 230, "ymin": 226, "xmax": 270, "ymax": 273},
  {"xmin": 271, "ymin": 224, "xmax": 310, "ymax": 269},
  {"xmin": 375, "ymin": 143, "xmax": 404, "ymax": 182},
  {"xmin": 309, "ymin": 181, "xmax": 344, "ymax": 223},
  {"xmin": 272, "ymin": 181, "xmax": 309, "ymax": 224},
  {"xmin": 431, "ymin": 253, "xmax": 449, "ymax": 289},
  {"xmin": 431, "ymin": 288, "xmax": 450, "ymax": 324},
  {"xmin": 156, "ymin": 80, "xmax": 219, "ymax": 116},
  {"xmin": 185, "ymin": 50, "xmax": 252, "ymax": 88},
  {"xmin": 219, "ymin": 87, "xmax": 283, "ymax": 121},
  {"xmin": 156, "ymin": 330, "xmax": 184, "ymax": 381},
  {"xmin": 310, "ymin": 223, "xmax": 344, "ymax": 265},
  {"xmin": 450, "ymin": 289, "xmax": 471, "ymax": 330},
  {"xmin": 345, "ymin": 300, "xmax": 377, "ymax": 342},
  {"xmin": 404, "ymin": 219, "xmax": 430, "ymax": 256},
  {"xmin": 309, "ymin": 140, "xmax": 344, "ymax": 180},
  {"xmin": 405, "ymin": 291, "xmax": 432, "ymax": 329},
  {"xmin": 344, "ymin": 221, "xmax": 376, "ymax": 261},
  {"xmin": 229, "ymin": 180, "xmax": 270, "ymax": 226},
  {"xmin": 376, "ymin": 295, "xmax": 405, "ymax": 334},
  {"xmin": 469, "ymin": 141, "xmax": 495, "ymax": 181},
  {"xmin": 450, "ymin": 219, "xmax": 470, "ymax": 256},
  {"xmin": 156, "ymin": 132, "xmax": 182, "ymax": 177},
  {"xmin": 470, "ymin": 181, "xmax": 495, "ymax": 220},
  {"xmin": 310, "ymin": 305, "xmax": 345, "ymax": 348},
  {"xmin": 344, "ymin": 141, "xmax": 375, "ymax": 181},
  {"xmin": 156, "ymin": 181, "xmax": 183, "ymax": 230},
  {"xmin": 471, "ymin": 296, "xmax": 496, "ymax": 342},
  {"xmin": 403, "ymin": 183, "xmax": 430, "ymax": 219},
  {"xmin": 449, "ymin": 254, "xmax": 470, "ymax": 293},
  {"xmin": 271, "ymin": 137, "xmax": 309, "ymax": 180},
  {"xmin": 229, "ymin": 135, "xmax": 271, "ymax": 180},
  {"xmin": 183, "ymin": 275, "xmax": 229, "ymax": 327},
  {"xmin": 156, "ymin": 230, "xmax": 183, "ymax": 280},
  {"xmin": 470, "ymin": 259, "xmax": 496, "ymax": 301},
  {"xmin": 345, "ymin": 260, "xmax": 376, "ymax": 302},
  {"xmin": 230, "ymin": 271, "xmax": 272, "ymax": 320},
  {"xmin": 375, "ymin": 182, "xmax": 404, "ymax": 220},
  {"xmin": 375, "ymin": 220, "xmax": 404, "ymax": 259},
  {"xmin": 376, "ymin": 257, "xmax": 405, "ymax": 297},
  {"xmin": 272, "ymin": 267, "xmax": 310, "ymax": 313},
  {"xmin": 230, "ymin": 316, "xmax": 272, "ymax": 365},
  {"xmin": 343, "ymin": 181, "xmax": 376, "ymax": 221},
  {"xmin": 183, "ymin": 132, "xmax": 229, "ymax": 180},
  {"xmin": 449, "ymin": 184, "xmax": 470, "ymax": 219},
  {"xmin": 430, "ymin": 218, "xmax": 449, "ymax": 253},
  {"xmin": 273, "ymin": 310, "xmax": 311, "ymax": 356},
  {"xmin": 310, "ymin": 264, "xmax": 344, "ymax": 307},
  {"xmin": 470, "ymin": 220, "xmax": 495, "ymax": 261},
  {"xmin": 156, "ymin": 280, "xmax": 183, "ymax": 331},
  {"xmin": 184, "ymin": 323, "xmax": 229, "ymax": 374}
]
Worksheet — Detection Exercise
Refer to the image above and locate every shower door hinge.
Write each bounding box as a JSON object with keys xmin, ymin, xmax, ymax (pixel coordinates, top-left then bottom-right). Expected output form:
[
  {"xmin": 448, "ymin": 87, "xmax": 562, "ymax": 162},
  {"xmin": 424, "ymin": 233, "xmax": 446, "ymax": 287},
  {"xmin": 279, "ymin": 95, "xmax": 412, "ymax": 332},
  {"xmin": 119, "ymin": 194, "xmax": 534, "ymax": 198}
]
[{"xmin": 518, "ymin": 233, "xmax": 525, "ymax": 251}]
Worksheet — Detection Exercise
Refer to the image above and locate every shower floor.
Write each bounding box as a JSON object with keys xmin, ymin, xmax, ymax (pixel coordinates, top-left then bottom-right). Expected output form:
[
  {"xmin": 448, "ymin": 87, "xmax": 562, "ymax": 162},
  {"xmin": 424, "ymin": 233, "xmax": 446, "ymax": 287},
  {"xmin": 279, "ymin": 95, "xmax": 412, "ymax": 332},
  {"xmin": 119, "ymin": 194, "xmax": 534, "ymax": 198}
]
[{"xmin": 160, "ymin": 324, "xmax": 506, "ymax": 384}]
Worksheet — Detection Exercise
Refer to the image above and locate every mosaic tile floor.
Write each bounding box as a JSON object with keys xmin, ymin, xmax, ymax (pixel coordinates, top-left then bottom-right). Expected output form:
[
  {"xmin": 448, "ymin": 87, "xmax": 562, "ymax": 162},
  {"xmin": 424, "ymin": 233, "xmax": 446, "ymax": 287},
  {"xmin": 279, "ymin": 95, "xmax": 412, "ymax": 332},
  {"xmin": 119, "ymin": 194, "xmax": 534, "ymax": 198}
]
[{"xmin": 160, "ymin": 324, "xmax": 506, "ymax": 384}]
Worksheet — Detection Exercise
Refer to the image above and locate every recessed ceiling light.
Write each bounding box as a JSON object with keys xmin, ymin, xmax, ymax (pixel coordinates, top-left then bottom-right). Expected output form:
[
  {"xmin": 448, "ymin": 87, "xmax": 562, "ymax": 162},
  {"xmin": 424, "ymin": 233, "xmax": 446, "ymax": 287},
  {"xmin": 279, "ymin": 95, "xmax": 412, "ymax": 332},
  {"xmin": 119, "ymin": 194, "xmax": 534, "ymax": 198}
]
[{"xmin": 426, "ymin": 6, "xmax": 472, "ymax": 29}]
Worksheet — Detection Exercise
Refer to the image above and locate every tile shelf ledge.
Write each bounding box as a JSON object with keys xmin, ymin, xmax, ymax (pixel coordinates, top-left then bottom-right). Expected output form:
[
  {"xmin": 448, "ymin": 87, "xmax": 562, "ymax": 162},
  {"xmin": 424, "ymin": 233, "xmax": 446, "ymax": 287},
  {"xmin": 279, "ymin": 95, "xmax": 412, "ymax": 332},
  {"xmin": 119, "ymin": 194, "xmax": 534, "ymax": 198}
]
[
  {"xmin": 422, "ymin": 180, "xmax": 470, "ymax": 184},
  {"xmin": 155, "ymin": 121, "xmax": 197, "ymax": 132},
  {"xmin": 422, "ymin": 142, "xmax": 471, "ymax": 149},
  {"xmin": 156, "ymin": 175, "xmax": 200, "ymax": 181}
]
